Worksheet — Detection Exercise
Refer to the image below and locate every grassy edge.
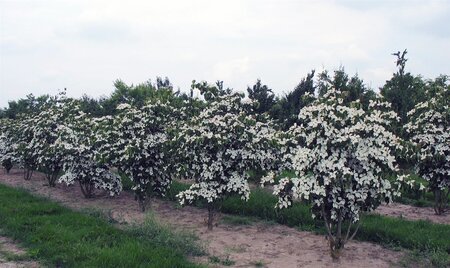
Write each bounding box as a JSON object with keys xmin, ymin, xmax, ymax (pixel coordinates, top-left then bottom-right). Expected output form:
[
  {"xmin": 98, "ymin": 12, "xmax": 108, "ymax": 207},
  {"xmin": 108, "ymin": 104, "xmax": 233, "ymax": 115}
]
[{"xmin": 0, "ymin": 183, "xmax": 203, "ymax": 268}]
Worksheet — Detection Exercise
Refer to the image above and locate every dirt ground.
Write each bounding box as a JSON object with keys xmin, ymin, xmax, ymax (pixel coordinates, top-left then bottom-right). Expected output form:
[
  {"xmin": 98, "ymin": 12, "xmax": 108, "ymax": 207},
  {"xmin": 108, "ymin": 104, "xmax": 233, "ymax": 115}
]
[
  {"xmin": 0, "ymin": 169, "xmax": 417, "ymax": 267},
  {"xmin": 0, "ymin": 235, "xmax": 40, "ymax": 268}
]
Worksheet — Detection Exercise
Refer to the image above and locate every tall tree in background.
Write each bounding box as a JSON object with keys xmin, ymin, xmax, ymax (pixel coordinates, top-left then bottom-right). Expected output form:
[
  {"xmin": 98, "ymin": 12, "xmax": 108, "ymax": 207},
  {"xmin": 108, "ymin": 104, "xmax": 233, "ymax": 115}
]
[
  {"xmin": 247, "ymin": 79, "xmax": 276, "ymax": 115},
  {"xmin": 381, "ymin": 50, "xmax": 426, "ymax": 126},
  {"xmin": 317, "ymin": 67, "xmax": 376, "ymax": 109},
  {"xmin": 270, "ymin": 70, "xmax": 316, "ymax": 129},
  {"xmin": 0, "ymin": 94, "xmax": 50, "ymax": 119}
]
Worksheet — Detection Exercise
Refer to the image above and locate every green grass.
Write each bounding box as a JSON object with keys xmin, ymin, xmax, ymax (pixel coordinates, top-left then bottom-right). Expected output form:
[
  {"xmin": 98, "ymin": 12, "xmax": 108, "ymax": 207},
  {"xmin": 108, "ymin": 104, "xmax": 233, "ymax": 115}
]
[
  {"xmin": 0, "ymin": 183, "xmax": 202, "ymax": 268},
  {"xmin": 167, "ymin": 181, "xmax": 450, "ymax": 255},
  {"xmin": 127, "ymin": 213, "xmax": 205, "ymax": 257}
]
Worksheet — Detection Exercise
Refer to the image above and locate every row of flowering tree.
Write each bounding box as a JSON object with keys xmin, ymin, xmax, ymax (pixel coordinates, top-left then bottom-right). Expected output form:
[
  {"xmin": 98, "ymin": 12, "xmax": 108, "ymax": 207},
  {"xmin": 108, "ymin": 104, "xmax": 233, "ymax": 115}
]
[
  {"xmin": 0, "ymin": 92, "xmax": 122, "ymax": 197},
  {"xmin": 0, "ymin": 81, "xmax": 447, "ymax": 259}
]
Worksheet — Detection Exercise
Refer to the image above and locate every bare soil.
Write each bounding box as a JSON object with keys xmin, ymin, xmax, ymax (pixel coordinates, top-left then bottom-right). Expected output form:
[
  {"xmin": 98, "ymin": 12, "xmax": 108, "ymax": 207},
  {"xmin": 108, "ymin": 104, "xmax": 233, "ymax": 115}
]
[{"xmin": 0, "ymin": 169, "xmax": 408, "ymax": 268}]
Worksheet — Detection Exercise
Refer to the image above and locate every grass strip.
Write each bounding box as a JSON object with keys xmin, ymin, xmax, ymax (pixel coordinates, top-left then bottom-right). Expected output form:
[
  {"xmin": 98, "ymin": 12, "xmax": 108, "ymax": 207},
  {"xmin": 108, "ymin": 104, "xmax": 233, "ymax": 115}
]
[{"xmin": 0, "ymin": 183, "xmax": 201, "ymax": 268}]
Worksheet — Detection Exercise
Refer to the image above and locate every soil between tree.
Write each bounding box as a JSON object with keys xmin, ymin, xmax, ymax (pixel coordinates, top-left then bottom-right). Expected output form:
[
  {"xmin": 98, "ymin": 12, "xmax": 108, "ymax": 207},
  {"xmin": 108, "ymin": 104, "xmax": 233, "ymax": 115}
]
[{"xmin": 0, "ymin": 169, "xmax": 416, "ymax": 268}]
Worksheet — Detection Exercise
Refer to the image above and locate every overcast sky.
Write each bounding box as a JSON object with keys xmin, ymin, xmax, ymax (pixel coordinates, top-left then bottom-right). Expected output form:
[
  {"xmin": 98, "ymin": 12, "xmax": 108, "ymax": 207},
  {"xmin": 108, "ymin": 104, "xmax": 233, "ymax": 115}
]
[{"xmin": 1, "ymin": 0, "xmax": 449, "ymax": 108}]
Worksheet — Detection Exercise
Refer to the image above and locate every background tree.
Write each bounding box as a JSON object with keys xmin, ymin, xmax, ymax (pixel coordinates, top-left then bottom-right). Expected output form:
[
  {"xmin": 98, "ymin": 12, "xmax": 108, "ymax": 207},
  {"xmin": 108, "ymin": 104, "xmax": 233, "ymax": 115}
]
[
  {"xmin": 0, "ymin": 94, "xmax": 50, "ymax": 119},
  {"xmin": 317, "ymin": 68, "xmax": 376, "ymax": 109},
  {"xmin": 247, "ymin": 79, "xmax": 276, "ymax": 115},
  {"xmin": 381, "ymin": 50, "xmax": 426, "ymax": 128},
  {"xmin": 269, "ymin": 70, "xmax": 316, "ymax": 129}
]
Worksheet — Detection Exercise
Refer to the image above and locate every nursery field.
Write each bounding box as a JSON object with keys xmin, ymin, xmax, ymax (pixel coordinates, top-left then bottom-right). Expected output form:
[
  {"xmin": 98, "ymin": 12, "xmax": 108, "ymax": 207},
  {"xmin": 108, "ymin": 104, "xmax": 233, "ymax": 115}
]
[
  {"xmin": 0, "ymin": 64, "xmax": 448, "ymax": 267},
  {"xmin": 0, "ymin": 169, "xmax": 449, "ymax": 267}
]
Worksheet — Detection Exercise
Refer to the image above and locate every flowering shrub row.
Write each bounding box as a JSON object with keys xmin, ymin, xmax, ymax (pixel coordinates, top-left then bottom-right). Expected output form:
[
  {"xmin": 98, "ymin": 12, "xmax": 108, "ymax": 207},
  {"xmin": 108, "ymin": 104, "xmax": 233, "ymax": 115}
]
[{"xmin": 0, "ymin": 83, "xmax": 447, "ymax": 258}]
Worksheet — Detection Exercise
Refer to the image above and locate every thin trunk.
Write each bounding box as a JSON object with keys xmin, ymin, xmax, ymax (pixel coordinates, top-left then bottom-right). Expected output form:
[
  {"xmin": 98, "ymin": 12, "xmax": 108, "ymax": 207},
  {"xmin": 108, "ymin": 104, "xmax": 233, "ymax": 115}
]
[
  {"xmin": 207, "ymin": 203, "xmax": 214, "ymax": 231},
  {"xmin": 137, "ymin": 190, "xmax": 149, "ymax": 212},
  {"xmin": 47, "ymin": 173, "xmax": 58, "ymax": 187},
  {"xmin": 321, "ymin": 206, "xmax": 335, "ymax": 244},
  {"xmin": 348, "ymin": 221, "xmax": 361, "ymax": 242},
  {"xmin": 434, "ymin": 189, "xmax": 443, "ymax": 215},
  {"xmin": 79, "ymin": 181, "xmax": 94, "ymax": 198},
  {"xmin": 24, "ymin": 169, "xmax": 33, "ymax": 180}
]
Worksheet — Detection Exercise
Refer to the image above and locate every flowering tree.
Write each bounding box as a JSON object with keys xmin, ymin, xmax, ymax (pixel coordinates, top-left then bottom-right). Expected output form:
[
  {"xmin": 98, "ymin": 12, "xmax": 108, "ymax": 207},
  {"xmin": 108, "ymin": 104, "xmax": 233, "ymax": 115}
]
[
  {"xmin": 0, "ymin": 119, "xmax": 18, "ymax": 174},
  {"xmin": 404, "ymin": 85, "xmax": 449, "ymax": 215},
  {"xmin": 56, "ymin": 108, "xmax": 122, "ymax": 198},
  {"xmin": 98, "ymin": 100, "xmax": 177, "ymax": 211},
  {"xmin": 27, "ymin": 93, "xmax": 76, "ymax": 186},
  {"xmin": 263, "ymin": 90, "xmax": 405, "ymax": 258},
  {"xmin": 8, "ymin": 116, "xmax": 38, "ymax": 180},
  {"xmin": 176, "ymin": 92, "xmax": 281, "ymax": 230}
]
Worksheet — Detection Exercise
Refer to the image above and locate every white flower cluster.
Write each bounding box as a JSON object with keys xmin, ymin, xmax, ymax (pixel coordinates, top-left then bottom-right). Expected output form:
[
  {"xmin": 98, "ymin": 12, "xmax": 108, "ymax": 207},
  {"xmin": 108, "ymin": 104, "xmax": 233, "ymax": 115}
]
[
  {"xmin": 0, "ymin": 119, "xmax": 19, "ymax": 172},
  {"xmin": 404, "ymin": 86, "xmax": 449, "ymax": 192},
  {"xmin": 176, "ymin": 93, "xmax": 282, "ymax": 205},
  {"xmin": 56, "ymin": 109, "xmax": 122, "ymax": 197},
  {"xmin": 98, "ymin": 100, "xmax": 176, "ymax": 209},
  {"xmin": 267, "ymin": 89, "xmax": 403, "ymax": 223}
]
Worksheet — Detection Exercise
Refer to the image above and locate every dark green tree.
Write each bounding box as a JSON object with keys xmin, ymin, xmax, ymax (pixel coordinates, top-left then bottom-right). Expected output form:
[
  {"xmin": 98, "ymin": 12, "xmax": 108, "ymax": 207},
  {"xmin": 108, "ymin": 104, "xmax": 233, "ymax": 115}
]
[
  {"xmin": 1, "ymin": 94, "xmax": 50, "ymax": 119},
  {"xmin": 381, "ymin": 50, "xmax": 426, "ymax": 125},
  {"xmin": 317, "ymin": 67, "xmax": 376, "ymax": 109},
  {"xmin": 269, "ymin": 70, "xmax": 315, "ymax": 129},
  {"xmin": 247, "ymin": 79, "xmax": 276, "ymax": 115}
]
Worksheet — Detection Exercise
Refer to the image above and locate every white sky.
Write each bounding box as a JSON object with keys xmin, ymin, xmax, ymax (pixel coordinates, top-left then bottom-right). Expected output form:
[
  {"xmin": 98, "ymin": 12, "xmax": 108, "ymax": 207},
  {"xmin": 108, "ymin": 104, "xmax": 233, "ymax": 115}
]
[{"xmin": 1, "ymin": 0, "xmax": 449, "ymax": 108}]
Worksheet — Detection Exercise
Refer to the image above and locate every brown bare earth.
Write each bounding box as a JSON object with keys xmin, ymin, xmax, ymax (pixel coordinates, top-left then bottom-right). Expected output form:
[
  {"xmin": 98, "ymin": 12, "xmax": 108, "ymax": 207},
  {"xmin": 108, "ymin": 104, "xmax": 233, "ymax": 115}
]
[
  {"xmin": 0, "ymin": 169, "xmax": 409, "ymax": 268},
  {"xmin": 0, "ymin": 235, "xmax": 40, "ymax": 268}
]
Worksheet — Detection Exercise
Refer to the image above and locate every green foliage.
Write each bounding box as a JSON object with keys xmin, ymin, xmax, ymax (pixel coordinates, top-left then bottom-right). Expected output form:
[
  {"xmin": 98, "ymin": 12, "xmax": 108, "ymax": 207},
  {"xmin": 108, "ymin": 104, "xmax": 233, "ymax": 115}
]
[
  {"xmin": 0, "ymin": 184, "xmax": 200, "ymax": 268},
  {"xmin": 269, "ymin": 70, "xmax": 315, "ymax": 129},
  {"xmin": 317, "ymin": 67, "xmax": 376, "ymax": 109},
  {"xmin": 247, "ymin": 79, "xmax": 276, "ymax": 114},
  {"xmin": 0, "ymin": 93, "xmax": 50, "ymax": 119},
  {"xmin": 381, "ymin": 49, "xmax": 426, "ymax": 127}
]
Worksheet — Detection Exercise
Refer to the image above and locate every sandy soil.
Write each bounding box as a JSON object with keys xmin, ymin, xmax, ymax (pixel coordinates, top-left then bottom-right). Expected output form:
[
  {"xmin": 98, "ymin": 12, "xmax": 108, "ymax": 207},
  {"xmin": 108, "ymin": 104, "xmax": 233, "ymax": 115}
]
[
  {"xmin": 0, "ymin": 235, "xmax": 40, "ymax": 268},
  {"xmin": 0, "ymin": 169, "xmax": 407, "ymax": 268}
]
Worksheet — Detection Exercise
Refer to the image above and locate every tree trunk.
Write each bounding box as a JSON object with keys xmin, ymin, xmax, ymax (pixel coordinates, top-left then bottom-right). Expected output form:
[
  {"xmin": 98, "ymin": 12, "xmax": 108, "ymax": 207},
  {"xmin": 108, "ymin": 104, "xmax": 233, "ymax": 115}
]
[
  {"xmin": 207, "ymin": 203, "xmax": 215, "ymax": 231},
  {"xmin": 80, "ymin": 182, "xmax": 95, "ymax": 198},
  {"xmin": 24, "ymin": 169, "xmax": 33, "ymax": 180},
  {"xmin": 329, "ymin": 238, "xmax": 344, "ymax": 260},
  {"xmin": 47, "ymin": 173, "xmax": 59, "ymax": 187},
  {"xmin": 434, "ymin": 189, "xmax": 449, "ymax": 215},
  {"xmin": 137, "ymin": 191, "xmax": 148, "ymax": 212}
]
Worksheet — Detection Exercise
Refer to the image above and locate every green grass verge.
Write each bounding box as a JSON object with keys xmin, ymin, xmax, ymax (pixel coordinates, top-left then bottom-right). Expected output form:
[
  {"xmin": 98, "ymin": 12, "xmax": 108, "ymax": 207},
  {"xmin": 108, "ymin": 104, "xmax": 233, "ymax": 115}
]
[
  {"xmin": 0, "ymin": 183, "xmax": 201, "ymax": 268},
  {"xmin": 167, "ymin": 181, "xmax": 450, "ymax": 255}
]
